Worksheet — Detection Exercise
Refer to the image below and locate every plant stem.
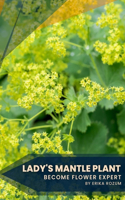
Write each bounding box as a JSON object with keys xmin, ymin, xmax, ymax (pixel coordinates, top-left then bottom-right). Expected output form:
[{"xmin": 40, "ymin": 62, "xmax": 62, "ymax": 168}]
[
  {"xmin": 67, "ymin": 120, "xmax": 74, "ymax": 151},
  {"xmin": 64, "ymin": 41, "xmax": 84, "ymax": 49},
  {"xmin": 89, "ymin": 53, "xmax": 106, "ymax": 88},
  {"xmin": 48, "ymin": 129, "xmax": 56, "ymax": 138},
  {"xmin": 10, "ymin": 105, "xmax": 19, "ymax": 107},
  {"xmin": 4, "ymin": 117, "xmax": 27, "ymax": 121},
  {"xmin": 0, "ymin": 73, "xmax": 8, "ymax": 76},
  {"xmin": 50, "ymin": 113, "xmax": 59, "ymax": 123},
  {"xmin": 70, "ymin": 60, "xmax": 90, "ymax": 68},
  {"xmin": 50, "ymin": 129, "xmax": 56, "ymax": 139},
  {"xmin": 1, "ymin": 97, "xmax": 9, "ymax": 106},
  {"xmin": 4, "ymin": 108, "xmax": 48, "ymax": 123},
  {"xmin": 57, "ymin": 120, "xmax": 64, "ymax": 128},
  {"xmin": 17, "ymin": 121, "xmax": 29, "ymax": 136},
  {"xmin": 29, "ymin": 107, "xmax": 48, "ymax": 122},
  {"xmin": 25, "ymin": 125, "xmax": 52, "ymax": 131},
  {"xmin": 62, "ymin": 94, "xmax": 71, "ymax": 101},
  {"xmin": 41, "ymin": 148, "xmax": 46, "ymax": 154}
]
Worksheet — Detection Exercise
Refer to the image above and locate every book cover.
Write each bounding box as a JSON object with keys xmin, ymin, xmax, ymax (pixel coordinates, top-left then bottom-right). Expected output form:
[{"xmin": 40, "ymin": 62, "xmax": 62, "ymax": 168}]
[{"xmin": 0, "ymin": 0, "xmax": 125, "ymax": 199}]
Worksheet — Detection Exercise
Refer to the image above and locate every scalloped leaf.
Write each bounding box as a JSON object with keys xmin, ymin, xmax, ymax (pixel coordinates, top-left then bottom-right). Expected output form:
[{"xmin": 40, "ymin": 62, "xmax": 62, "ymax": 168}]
[
  {"xmin": 99, "ymin": 99, "xmax": 114, "ymax": 110},
  {"xmin": 117, "ymin": 108, "xmax": 125, "ymax": 135},
  {"xmin": 90, "ymin": 55, "xmax": 125, "ymax": 88},
  {"xmin": 72, "ymin": 122, "xmax": 108, "ymax": 154},
  {"xmin": 73, "ymin": 109, "xmax": 91, "ymax": 133},
  {"xmin": 67, "ymin": 87, "xmax": 77, "ymax": 101}
]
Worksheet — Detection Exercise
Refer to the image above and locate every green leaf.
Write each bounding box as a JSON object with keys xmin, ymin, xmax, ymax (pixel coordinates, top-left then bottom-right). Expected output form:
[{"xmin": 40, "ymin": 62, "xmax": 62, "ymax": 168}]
[
  {"xmin": 85, "ymin": 104, "xmax": 96, "ymax": 113},
  {"xmin": 99, "ymin": 99, "xmax": 114, "ymax": 110},
  {"xmin": 73, "ymin": 109, "xmax": 91, "ymax": 133},
  {"xmin": 72, "ymin": 122, "xmax": 108, "ymax": 154},
  {"xmin": 84, "ymin": 44, "xmax": 94, "ymax": 55},
  {"xmin": 87, "ymin": 21, "xmax": 94, "ymax": 27},
  {"xmin": 117, "ymin": 108, "xmax": 125, "ymax": 134},
  {"xmin": 103, "ymin": 145, "xmax": 118, "ymax": 154},
  {"xmin": 63, "ymin": 99, "xmax": 70, "ymax": 106},
  {"xmin": 39, "ymin": 195, "xmax": 48, "ymax": 200},
  {"xmin": 90, "ymin": 55, "xmax": 125, "ymax": 88},
  {"xmin": 90, "ymin": 105, "xmax": 118, "ymax": 139},
  {"xmin": 66, "ymin": 87, "xmax": 77, "ymax": 101}
]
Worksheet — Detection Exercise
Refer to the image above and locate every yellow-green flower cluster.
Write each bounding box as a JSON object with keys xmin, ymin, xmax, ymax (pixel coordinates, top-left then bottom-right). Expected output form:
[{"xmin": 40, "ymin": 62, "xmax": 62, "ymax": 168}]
[
  {"xmin": 108, "ymin": 137, "xmax": 125, "ymax": 154},
  {"xmin": 0, "ymin": 121, "xmax": 19, "ymax": 159},
  {"xmin": 50, "ymin": 194, "xmax": 125, "ymax": 200},
  {"xmin": 63, "ymin": 101, "xmax": 85, "ymax": 124},
  {"xmin": 68, "ymin": 13, "xmax": 92, "ymax": 41},
  {"xmin": 0, "ymin": 179, "xmax": 37, "ymax": 200},
  {"xmin": 18, "ymin": 32, "xmax": 36, "ymax": 55},
  {"xmin": 94, "ymin": 32, "xmax": 123, "ymax": 65},
  {"xmin": 1, "ymin": 0, "xmax": 18, "ymax": 26},
  {"xmin": 1, "ymin": 25, "xmax": 68, "ymax": 88},
  {"xmin": 0, "ymin": 120, "xmax": 28, "ymax": 169},
  {"xmin": 0, "ymin": 119, "xmax": 34, "ymax": 199},
  {"xmin": 32, "ymin": 130, "xmax": 73, "ymax": 154},
  {"xmin": 45, "ymin": 21, "xmax": 67, "ymax": 58},
  {"xmin": 94, "ymin": 2, "xmax": 125, "ymax": 65},
  {"xmin": 6, "ymin": 60, "xmax": 64, "ymax": 113},
  {"xmin": 1, "ymin": 1, "xmax": 125, "ymax": 199},
  {"xmin": 81, "ymin": 77, "xmax": 125, "ymax": 107},
  {"xmin": 96, "ymin": 3, "xmax": 122, "ymax": 29},
  {"xmin": 2, "ymin": 0, "xmax": 69, "ymax": 56},
  {"xmin": 46, "ymin": 37, "xmax": 66, "ymax": 57},
  {"xmin": 48, "ymin": 22, "xmax": 67, "ymax": 39},
  {"xmin": 63, "ymin": 77, "xmax": 125, "ymax": 124}
]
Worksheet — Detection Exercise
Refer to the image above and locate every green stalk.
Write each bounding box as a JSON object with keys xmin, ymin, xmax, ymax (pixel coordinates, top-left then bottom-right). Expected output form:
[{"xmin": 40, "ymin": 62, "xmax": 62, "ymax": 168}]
[
  {"xmin": 89, "ymin": 53, "xmax": 106, "ymax": 88},
  {"xmin": 4, "ymin": 117, "xmax": 27, "ymax": 121},
  {"xmin": 29, "ymin": 107, "xmax": 49, "ymax": 122},
  {"xmin": 17, "ymin": 121, "xmax": 29, "ymax": 136},
  {"xmin": 25, "ymin": 125, "xmax": 52, "ymax": 131},
  {"xmin": 70, "ymin": 60, "xmax": 90, "ymax": 68},
  {"xmin": 10, "ymin": 105, "xmax": 19, "ymax": 107},
  {"xmin": 67, "ymin": 120, "xmax": 74, "ymax": 151},
  {"xmin": 57, "ymin": 120, "xmax": 64, "ymax": 128},
  {"xmin": 62, "ymin": 94, "xmax": 71, "ymax": 101},
  {"xmin": 64, "ymin": 41, "xmax": 84, "ymax": 49},
  {"xmin": 50, "ymin": 113, "xmax": 59, "ymax": 123}
]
